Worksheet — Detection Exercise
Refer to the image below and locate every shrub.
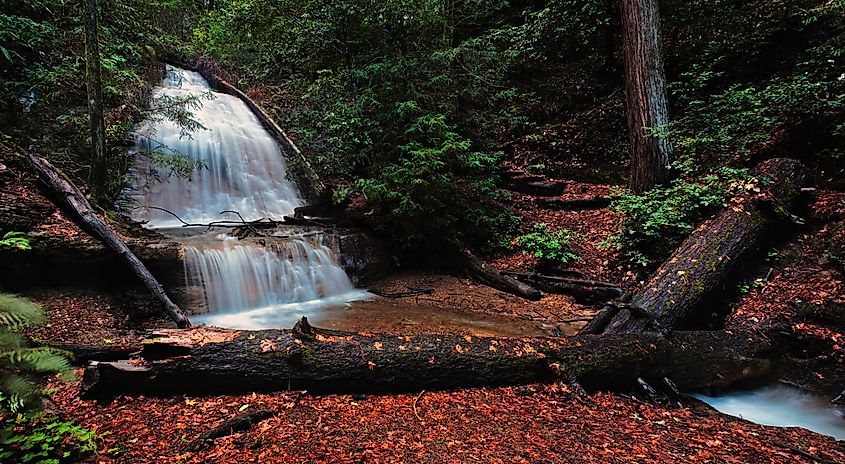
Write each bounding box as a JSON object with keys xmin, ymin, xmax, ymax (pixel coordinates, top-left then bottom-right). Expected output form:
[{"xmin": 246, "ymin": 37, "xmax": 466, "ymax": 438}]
[
  {"xmin": 516, "ymin": 223, "xmax": 580, "ymax": 266},
  {"xmin": 602, "ymin": 168, "xmax": 755, "ymax": 266},
  {"xmin": 1, "ymin": 413, "xmax": 100, "ymax": 464}
]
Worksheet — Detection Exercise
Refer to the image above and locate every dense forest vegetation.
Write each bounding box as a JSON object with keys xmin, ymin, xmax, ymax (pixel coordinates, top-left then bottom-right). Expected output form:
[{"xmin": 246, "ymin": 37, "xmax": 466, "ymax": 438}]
[
  {"xmin": 3, "ymin": 0, "xmax": 843, "ymax": 259},
  {"xmin": 2, "ymin": 0, "xmax": 845, "ymax": 462}
]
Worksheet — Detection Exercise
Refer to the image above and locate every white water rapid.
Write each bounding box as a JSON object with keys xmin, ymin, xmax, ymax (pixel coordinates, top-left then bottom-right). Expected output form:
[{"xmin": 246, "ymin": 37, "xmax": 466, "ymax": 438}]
[
  {"xmin": 184, "ymin": 235, "xmax": 370, "ymax": 329},
  {"xmin": 128, "ymin": 66, "xmax": 369, "ymax": 328},
  {"xmin": 695, "ymin": 385, "xmax": 845, "ymax": 440}
]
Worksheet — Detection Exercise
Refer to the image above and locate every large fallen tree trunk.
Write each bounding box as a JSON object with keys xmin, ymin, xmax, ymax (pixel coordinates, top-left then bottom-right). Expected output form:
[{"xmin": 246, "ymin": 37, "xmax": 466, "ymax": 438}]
[
  {"xmin": 25, "ymin": 152, "xmax": 190, "ymax": 328},
  {"xmin": 587, "ymin": 158, "xmax": 806, "ymax": 334},
  {"xmin": 80, "ymin": 320, "xmax": 772, "ymax": 399}
]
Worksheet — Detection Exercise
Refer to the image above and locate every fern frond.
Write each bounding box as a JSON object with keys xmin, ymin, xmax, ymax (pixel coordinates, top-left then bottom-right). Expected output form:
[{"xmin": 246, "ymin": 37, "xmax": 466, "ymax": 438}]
[
  {"xmin": 1, "ymin": 348, "xmax": 72, "ymax": 373},
  {"xmin": 0, "ymin": 294, "xmax": 43, "ymax": 329},
  {"xmin": 0, "ymin": 372, "xmax": 38, "ymax": 412},
  {"xmin": 0, "ymin": 330, "xmax": 25, "ymax": 351}
]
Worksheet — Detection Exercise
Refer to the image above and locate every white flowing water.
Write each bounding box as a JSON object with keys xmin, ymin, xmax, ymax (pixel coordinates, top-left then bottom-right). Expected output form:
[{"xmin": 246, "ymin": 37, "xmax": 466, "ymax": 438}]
[
  {"xmin": 128, "ymin": 66, "xmax": 369, "ymax": 327},
  {"xmin": 129, "ymin": 66, "xmax": 304, "ymax": 228},
  {"xmin": 185, "ymin": 236, "xmax": 370, "ymax": 329},
  {"xmin": 694, "ymin": 385, "xmax": 845, "ymax": 440}
]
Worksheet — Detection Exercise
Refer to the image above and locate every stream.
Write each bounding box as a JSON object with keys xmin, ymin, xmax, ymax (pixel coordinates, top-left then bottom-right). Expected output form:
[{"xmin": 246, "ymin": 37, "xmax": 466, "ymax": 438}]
[{"xmin": 694, "ymin": 385, "xmax": 845, "ymax": 440}]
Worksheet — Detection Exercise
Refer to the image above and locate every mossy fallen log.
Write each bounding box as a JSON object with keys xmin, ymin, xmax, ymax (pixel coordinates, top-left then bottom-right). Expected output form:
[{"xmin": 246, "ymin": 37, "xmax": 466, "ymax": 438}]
[
  {"xmin": 590, "ymin": 158, "xmax": 806, "ymax": 334},
  {"xmin": 80, "ymin": 320, "xmax": 772, "ymax": 399}
]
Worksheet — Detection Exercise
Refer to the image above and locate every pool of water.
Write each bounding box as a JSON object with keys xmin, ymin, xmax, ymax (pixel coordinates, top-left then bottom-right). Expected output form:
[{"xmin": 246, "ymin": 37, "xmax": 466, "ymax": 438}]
[{"xmin": 694, "ymin": 385, "xmax": 845, "ymax": 440}]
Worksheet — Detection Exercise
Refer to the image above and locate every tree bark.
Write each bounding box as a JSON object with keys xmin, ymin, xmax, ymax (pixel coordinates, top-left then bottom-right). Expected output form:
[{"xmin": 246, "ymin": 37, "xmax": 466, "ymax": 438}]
[
  {"xmin": 83, "ymin": 0, "xmax": 107, "ymax": 203},
  {"xmin": 80, "ymin": 322, "xmax": 772, "ymax": 399},
  {"xmin": 591, "ymin": 158, "xmax": 805, "ymax": 334},
  {"xmin": 25, "ymin": 152, "xmax": 190, "ymax": 328},
  {"xmin": 621, "ymin": 0, "xmax": 673, "ymax": 194}
]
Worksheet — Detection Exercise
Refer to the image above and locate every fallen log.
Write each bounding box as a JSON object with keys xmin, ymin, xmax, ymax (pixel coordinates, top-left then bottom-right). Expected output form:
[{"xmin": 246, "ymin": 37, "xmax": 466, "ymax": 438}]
[
  {"xmin": 455, "ymin": 250, "xmax": 542, "ymax": 300},
  {"xmin": 538, "ymin": 196, "xmax": 612, "ymax": 211},
  {"xmin": 80, "ymin": 320, "xmax": 772, "ymax": 399},
  {"xmin": 505, "ymin": 179, "xmax": 566, "ymax": 196},
  {"xmin": 500, "ymin": 271, "xmax": 622, "ymax": 304},
  {"xmin": 592, "ymin": 158, "xmax": 806, "ymax": 334},
  {"xmin": 56, "ymin": 343, "xmax": 141, "ymax": 365},
  {"xmin": 24, "ymin": 152, "xmax": 190, "ymax": 328}
]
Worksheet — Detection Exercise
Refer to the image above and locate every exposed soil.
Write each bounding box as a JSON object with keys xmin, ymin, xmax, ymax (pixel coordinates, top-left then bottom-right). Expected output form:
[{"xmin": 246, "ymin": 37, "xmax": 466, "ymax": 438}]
[
  {"xmin": 22, "ymin": 287, "xmax": 172, "ymax": 346},
  {"xmin": 482, "ymin": 173, "xmax": 635, "ymax": 288}
]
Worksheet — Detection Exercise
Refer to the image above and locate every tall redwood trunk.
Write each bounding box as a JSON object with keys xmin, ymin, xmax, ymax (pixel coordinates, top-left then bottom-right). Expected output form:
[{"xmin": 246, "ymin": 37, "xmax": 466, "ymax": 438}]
[
  {"xmin": 621, "ymin": 0, "xmax": 673, "ymax": 194},
  {"xmin": 84, "ymin": 0, "xmax": 107, "ymax": 203}
]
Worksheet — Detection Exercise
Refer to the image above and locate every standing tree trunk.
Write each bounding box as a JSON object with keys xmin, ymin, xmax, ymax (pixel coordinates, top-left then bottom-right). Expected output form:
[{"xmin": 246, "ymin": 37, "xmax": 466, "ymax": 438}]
[
  {"xmin": 621, "ymin": 0, "xmax": 673, "ymax": 194},
  {"xmin": 83, "ymin": 0, "xmax": 107, "ymax": 203}
]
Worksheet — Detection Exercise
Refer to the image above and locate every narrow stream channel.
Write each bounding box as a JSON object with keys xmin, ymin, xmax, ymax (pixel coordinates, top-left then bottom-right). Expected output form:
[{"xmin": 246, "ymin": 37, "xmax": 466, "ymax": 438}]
[{"xmin": 694, "ymin": 385, "xmax": 845, "ymax": 440}]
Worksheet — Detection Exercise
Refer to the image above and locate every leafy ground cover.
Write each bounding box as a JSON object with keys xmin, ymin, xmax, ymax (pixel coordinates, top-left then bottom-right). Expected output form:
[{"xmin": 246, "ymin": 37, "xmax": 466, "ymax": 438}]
[{"xmin": 49, "ymin": 380, "xmax": 845, "ymax": 463}]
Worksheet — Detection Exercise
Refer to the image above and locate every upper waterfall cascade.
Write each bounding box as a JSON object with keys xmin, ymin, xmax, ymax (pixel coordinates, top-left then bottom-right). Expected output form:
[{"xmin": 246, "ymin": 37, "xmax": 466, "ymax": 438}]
[
  {"xmin": 127, "ymin": 66, "xmax": 369, "ymax": 328},
  {"xmin": 130, "ymin": 67, "xmax": 304, "ymax": 228}
]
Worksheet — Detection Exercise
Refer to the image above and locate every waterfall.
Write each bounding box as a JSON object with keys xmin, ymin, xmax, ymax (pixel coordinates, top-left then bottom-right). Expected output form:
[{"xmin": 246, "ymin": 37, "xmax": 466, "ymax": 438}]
[
  {"xmin": 129, "ymin": 66, "xmax": 304, "ymax": 228},
  {"xmin": 184, "ymin": 236, "xmax": 370, "ymax": 329},
  {"xmin": 126, "ymin": 65, "xmax": 369, "ymax": 328}
]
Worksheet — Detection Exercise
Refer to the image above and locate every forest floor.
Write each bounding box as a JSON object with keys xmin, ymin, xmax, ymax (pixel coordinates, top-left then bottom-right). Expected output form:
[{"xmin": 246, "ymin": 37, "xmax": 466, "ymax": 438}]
[{"xmin": 49, "ymin": 379, "xmax": 845, "ymax": 463}]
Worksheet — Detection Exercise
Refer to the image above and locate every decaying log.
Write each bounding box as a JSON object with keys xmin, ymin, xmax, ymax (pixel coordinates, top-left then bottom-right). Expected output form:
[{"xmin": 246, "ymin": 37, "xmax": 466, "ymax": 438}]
[
  {"xmin": 24, "ymin": 152, "xmax": 190, "ymax": 328},
  {"xmin": 455, "ymin": 251, "xmax": 542, "ymax": 300},
  {"xmin": 579, "ymin": 305, "xmax": 622, "ymax": 335},
  {"xmin": 501, "ymin": 271, "xmax": 623, "ymax": 304},
  {"xmin": 80, "ymin": 320, "xmax": 772, "ymax": 399},
  {"xmin": 590, "ymin": 158, "xmax": 806, "ymax": 334},
  {"xmin": 57, "ymin": 344, "xmax": 141, "ymax": 365}
]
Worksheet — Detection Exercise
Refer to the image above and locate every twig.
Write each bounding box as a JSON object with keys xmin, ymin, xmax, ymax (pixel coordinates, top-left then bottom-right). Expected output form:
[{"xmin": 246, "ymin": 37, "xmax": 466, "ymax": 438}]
[
  {"xmin": 500, "ymin": 271, "xmax": 621, "ymax": 289},
  {"xmin": 772, "ymin": 441, "xmax": 836, "ymax": 464},
  {"xmin": 557, "ymin": 317, "xmax": 593, "ymax": 323},
  {"xmin": 133, "ymin": 205, "xmax": 284, "ymax": 230},
  {"xmin": 220, "ymin": 210, "xmax": 247, "ymax": 223},
  {"xmin": 138, "ymin": 205, "xmax": 190, "ymax": 226},
  {"xmin": 371, "ymin": 288, "xmax": 435, "ymax": 299},
  {"xmin": 413, "ymin": 389, "xmax": 426, "ymax": 421}
]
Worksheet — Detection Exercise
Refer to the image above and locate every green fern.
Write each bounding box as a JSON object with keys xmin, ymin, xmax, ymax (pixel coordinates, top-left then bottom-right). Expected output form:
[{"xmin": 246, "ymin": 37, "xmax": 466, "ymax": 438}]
[
  {"xmin": 0, "ymin": 294, "xmax": 42, "ymax": 330},
  {"xmin": 0, "ymin": 294, "xmax": 73, "ymax": 413}
]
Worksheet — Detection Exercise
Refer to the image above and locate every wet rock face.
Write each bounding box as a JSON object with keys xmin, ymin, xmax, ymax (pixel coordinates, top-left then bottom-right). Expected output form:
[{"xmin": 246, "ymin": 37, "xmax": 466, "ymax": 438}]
[{"xmin": 328, "ymin": 230, "xmax": 393, "ymax": 285}]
